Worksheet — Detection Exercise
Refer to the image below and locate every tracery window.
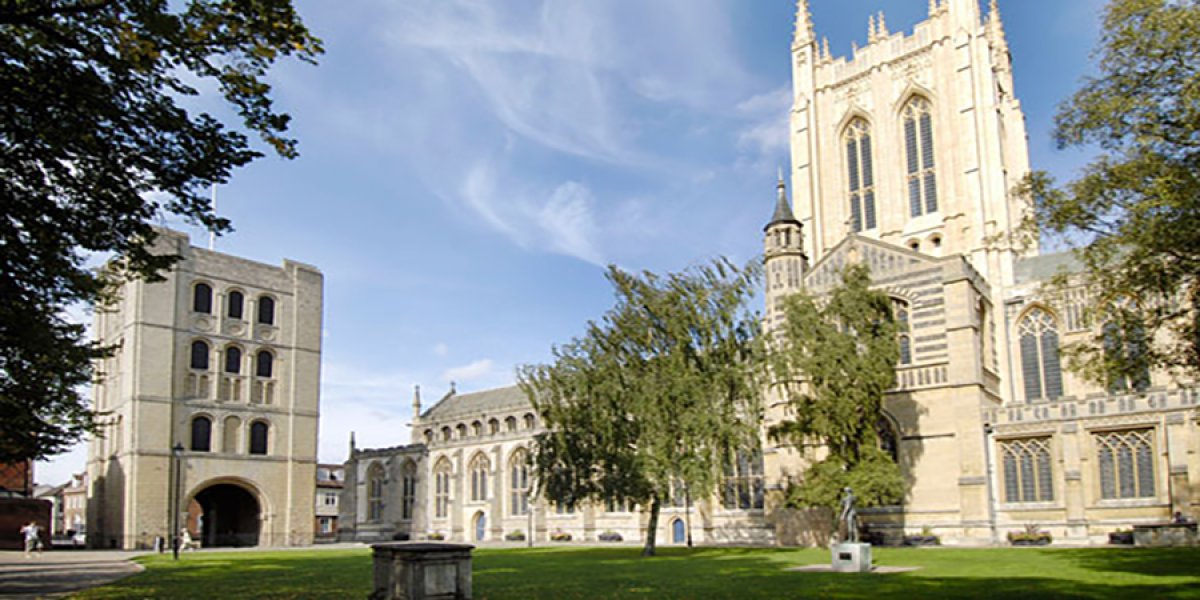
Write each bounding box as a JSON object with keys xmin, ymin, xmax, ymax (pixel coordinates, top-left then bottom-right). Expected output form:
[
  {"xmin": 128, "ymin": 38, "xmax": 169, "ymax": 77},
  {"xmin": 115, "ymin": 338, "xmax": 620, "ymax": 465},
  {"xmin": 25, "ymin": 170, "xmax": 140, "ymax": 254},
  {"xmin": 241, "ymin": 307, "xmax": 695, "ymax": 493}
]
[
  {"xmin": 434, "ymin": 459, "xmax": 452, "ymax": 519},
  {"xmin": 367, "ymin": 462, "xmax": 385, "ymax": 521},
  {"xmin": 509, "ymin": 449, "xmax": 530, "ymax": 516},
  {"xmin": 844, "ymin": 119, "xmax": 876, "ymax": 232},
  {"xmin": 1096, "ymin": 429, "xmax": 1155, "ymax": 499},
  {"xmin": 902, "ymin": 97, "xmax": 937, "ymax": 216},
  {"xmin": 1000, "ymin": 437, "xmax": 1054, "ymax": 503},
  {"xmin": 1019, "ymin": 308, "xmax": 1063, "ymax": 402},
  {"xmin": 469, "ymin": 453, "xmax": 490, "ymax": 502},
  {"xmin": 401, "ymin": 460, "xmax": 417, "ymax": 520},
  {"xmin": 721, "ymin": 450, "xmax": 765, "ymax": 510}
]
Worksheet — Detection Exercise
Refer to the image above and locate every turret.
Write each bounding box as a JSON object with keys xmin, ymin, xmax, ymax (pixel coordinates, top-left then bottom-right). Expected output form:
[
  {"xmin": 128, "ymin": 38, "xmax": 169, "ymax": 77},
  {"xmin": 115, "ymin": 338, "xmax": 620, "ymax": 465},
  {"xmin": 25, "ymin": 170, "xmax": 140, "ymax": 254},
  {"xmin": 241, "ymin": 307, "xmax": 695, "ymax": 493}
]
[{"xmin": 764, "ymin": 175, "xmax": 809, "ymax": 324}]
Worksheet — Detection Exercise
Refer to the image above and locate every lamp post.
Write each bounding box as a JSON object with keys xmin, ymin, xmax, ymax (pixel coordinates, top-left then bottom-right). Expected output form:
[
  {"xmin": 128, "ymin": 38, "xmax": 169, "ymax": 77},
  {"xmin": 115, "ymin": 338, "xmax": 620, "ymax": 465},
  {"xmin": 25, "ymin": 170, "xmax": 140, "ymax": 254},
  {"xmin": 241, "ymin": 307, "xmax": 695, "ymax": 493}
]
[{"xmin": 171, "ymin": 442, "xmax": 184, "ymax": 560}]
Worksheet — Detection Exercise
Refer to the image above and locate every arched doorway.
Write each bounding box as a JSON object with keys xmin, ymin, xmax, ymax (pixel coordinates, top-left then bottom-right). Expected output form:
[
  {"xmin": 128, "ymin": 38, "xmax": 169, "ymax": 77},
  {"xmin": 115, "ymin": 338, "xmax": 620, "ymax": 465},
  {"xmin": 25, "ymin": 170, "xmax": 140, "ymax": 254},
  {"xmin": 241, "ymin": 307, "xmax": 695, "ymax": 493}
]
[
  {"xmin": 191, "ymin": 483, "xmax": 261, "ymax": 547},
  {"xmin": 473, "ymin": 511, "xmax": 487, "ymax": 542},
  {"xmin": 671, "ymin": 518, "xmax": 686, "ymax": 544}
]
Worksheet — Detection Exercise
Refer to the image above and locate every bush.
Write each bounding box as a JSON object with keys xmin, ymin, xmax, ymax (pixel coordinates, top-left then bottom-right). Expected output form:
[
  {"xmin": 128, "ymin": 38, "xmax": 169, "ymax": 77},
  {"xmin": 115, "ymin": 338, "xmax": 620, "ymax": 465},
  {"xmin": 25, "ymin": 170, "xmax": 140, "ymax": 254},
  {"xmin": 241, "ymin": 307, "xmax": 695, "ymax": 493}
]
[
  {"xmin": 1008, "ymin": 524, "xmax": 1052, "ymax": 546},
  {"xmin": 550, "ymin": 531, "xmax": 572, "ymax": 542},
  {"xmin": 504, "ymin": 530, "xmax": 526, "ymax": 542},
  {"xmin": 598, "ymin": 530, "xmax": 623, "ymax": 542},
  {"xmin": 904, "ymin": 526, "xmax": 940, "ymax": 547},
  {"xmin": 426, "ymin": 532, "xmax": 445, "ymax": 541}
]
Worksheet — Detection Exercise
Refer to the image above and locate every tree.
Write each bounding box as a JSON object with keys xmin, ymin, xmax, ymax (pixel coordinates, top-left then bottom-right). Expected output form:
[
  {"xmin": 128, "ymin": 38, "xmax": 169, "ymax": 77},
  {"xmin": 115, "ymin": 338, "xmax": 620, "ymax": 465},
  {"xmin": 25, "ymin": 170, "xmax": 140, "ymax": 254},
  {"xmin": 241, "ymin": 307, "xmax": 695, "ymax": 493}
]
[
  {"xmin": 518, "ymin": 258, "xmax": 765, "ymax": 556},
  {"xmin": 768, "ymin": 263, "xmax": 904, "ymax": 513},
  {"xmin": 1014, "ymin": 0, "xmax": 1200, "ymax": 384},
  {"xmin": 0, "ymin": 1, "xmax": 322, "ymax": 462}
]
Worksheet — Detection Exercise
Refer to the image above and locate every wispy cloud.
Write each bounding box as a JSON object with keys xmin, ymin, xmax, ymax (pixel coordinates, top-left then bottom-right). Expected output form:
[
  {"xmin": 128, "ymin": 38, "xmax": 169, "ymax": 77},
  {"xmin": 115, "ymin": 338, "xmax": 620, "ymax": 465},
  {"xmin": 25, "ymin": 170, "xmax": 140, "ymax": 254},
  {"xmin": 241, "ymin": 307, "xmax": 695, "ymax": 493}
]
[{"xmin": 441, "ymin": 358, "xmax": 496, "ymax": 384}]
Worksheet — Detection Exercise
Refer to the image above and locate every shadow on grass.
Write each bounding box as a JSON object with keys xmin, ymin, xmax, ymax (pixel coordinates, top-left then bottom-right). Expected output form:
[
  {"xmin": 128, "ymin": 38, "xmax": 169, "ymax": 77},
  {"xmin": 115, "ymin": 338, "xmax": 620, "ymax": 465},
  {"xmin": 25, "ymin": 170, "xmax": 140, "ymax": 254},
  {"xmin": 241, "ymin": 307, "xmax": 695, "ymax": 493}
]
[{"xmin": 75, "ymin": 546, "xmax": 1200, "ymax": 600}]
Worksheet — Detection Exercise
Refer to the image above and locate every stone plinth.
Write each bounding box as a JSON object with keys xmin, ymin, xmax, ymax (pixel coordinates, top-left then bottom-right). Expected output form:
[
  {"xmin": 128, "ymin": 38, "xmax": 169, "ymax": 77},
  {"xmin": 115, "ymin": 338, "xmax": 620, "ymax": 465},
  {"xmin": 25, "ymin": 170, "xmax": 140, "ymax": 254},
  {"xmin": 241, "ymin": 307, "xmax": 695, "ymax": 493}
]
[
  {"xmin": 370, "ymin": 542, "xmax": 474, "ymax": 600},
  {"xmin": 1133, "ymin": 523, "xmax": 1198, "ymax": 547},
  {"xmin": 831, "ymin": 542, "xmax": 872, "ymax": 573}
]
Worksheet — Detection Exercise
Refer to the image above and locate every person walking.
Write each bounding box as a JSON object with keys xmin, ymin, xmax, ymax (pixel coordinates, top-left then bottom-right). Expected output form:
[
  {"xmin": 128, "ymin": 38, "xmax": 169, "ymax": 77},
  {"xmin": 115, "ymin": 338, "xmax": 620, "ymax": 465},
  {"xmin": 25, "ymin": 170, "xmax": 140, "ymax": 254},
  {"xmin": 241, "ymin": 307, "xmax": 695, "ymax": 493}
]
[{"xmin": 19, "ymin": 521, "xmax": 43, "ymax": 559}]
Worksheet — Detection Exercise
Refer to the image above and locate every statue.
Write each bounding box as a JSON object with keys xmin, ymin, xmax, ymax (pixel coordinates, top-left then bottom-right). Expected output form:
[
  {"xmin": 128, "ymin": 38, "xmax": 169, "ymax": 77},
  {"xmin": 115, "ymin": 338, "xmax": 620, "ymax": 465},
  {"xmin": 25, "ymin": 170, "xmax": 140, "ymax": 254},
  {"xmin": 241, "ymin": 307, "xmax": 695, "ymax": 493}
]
[{"xmin": 839, "ymin": 487, "xmax": 859, "ymax": 543}]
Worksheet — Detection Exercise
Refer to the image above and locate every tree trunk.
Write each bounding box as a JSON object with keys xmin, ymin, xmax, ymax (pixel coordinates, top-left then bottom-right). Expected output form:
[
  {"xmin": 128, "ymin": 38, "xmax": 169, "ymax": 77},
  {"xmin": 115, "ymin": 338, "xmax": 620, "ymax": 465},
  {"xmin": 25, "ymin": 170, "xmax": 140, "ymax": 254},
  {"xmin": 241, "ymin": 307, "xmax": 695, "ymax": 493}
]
[{"xmin": 642, "ymin": 498, "xmax": 660, "ymax": 557}]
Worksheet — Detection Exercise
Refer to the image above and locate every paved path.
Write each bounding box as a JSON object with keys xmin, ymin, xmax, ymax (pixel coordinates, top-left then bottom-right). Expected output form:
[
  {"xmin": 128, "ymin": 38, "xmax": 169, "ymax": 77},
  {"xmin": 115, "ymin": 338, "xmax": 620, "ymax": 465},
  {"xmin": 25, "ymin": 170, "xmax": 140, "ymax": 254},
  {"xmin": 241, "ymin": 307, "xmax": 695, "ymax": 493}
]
[{"xmin": 0, "ymin": 550, "xmax": 145, "ymax": 599}]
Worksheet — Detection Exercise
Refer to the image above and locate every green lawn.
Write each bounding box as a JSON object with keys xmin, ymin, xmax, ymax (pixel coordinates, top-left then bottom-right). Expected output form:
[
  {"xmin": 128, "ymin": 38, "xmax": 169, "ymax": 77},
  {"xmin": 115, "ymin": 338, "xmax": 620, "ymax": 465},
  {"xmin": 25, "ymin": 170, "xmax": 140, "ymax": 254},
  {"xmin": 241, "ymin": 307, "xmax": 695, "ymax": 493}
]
[{"xmin": 75, "ymin": 545, "xmax": 1200, "ymax": 599}]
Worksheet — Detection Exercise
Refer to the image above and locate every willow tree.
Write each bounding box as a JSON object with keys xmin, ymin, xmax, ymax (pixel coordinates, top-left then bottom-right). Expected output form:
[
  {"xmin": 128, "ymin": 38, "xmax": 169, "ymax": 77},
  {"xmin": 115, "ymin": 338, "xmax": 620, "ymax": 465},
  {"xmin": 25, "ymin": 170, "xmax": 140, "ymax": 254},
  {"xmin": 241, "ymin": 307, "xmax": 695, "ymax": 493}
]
[
  {"xmin": 1013, "ymin": 0, "xmax": 1200, "ymax": 384},
  {"xmin": 519, "ymin": 258, "xmax": 765, "ymax": 556},
  {"xmin": 769, "ymin": 263, "xmax": 904, "ymax": 511}
]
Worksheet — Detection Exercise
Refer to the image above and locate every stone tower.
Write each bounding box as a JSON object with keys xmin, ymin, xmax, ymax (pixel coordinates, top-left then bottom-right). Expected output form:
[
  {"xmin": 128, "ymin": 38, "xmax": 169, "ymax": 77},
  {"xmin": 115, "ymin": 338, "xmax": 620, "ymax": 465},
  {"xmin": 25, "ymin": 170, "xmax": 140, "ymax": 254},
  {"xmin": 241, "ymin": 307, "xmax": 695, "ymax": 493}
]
[
  {"xmin": 763, "ymin": 174, "xmax": 809, "ymax": 328},
  {"xmin": 87, "ymin": 228, "xmax": 323, "ymax": 549}
]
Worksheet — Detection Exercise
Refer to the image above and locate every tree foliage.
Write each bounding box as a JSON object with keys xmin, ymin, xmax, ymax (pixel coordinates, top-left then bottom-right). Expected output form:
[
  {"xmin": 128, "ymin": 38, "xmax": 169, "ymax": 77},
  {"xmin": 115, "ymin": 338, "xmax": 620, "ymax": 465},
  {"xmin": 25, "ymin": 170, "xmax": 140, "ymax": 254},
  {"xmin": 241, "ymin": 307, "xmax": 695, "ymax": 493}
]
[
  {"xmin": 768, "ymin": 263, "xmax": 904, "ymax": 511},
  {"xmin": 518, "ymin": 258, "xmax": 765, "ymax": 556},
  {"xmin": 0, "ymin": 1, "xmax": 322, "ymax": 461},
  {"xmin": 1014, "ymin": 0, "xmax": 1200, "ymax": 384}
]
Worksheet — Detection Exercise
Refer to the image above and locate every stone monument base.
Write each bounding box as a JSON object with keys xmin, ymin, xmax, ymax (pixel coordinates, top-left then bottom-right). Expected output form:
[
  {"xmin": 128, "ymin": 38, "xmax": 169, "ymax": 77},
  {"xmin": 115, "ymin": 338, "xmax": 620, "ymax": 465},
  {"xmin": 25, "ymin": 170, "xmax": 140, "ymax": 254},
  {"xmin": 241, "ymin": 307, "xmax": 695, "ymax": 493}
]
[{"xmin": 831, "ymin": 542, "xmax": 872, "ymax": 573}]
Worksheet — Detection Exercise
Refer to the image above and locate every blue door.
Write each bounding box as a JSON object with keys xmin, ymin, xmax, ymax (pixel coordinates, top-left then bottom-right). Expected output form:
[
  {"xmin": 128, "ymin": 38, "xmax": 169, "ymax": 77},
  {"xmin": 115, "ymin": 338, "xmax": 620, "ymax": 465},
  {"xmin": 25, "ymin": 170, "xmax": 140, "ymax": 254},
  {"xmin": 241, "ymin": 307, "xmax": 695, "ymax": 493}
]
[
  {"xmin": 672, "ymin": 519, "xmax": 685, "ymax": 544},
  {"xmin": 475, "ymin": 512, "xmax": 487, "ymax": 541}
]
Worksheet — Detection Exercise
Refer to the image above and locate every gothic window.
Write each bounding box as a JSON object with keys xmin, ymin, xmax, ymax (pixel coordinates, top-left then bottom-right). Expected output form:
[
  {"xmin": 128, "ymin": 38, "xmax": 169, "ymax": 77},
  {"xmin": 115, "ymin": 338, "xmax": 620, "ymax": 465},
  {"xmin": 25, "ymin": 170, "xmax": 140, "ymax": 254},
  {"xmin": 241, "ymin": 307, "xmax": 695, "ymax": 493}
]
[
  {"xmin": 190, "ymin": 340, "xmax": 210, "ymax": 370},
  {"xmin": 401, "ymin": 460, "xmax": 417, "ymax": 520},
  {"xmin": 471, "ymin": 421, "xmax": 482, "ymax": 437},
  {"xmin": 257, "ymin": 295, "xmax": 276, "ymax": 326},
  {"xmin": 249, "ymin": 420, "xmax": 269, "ymax": 455},
  {"xmin": 423, "ymin": 429, "xmax": 434, "ymax": 444},
  {"xmin": 456, "ymin": 423, "xmax": 467, "ymax": 439},
  {"xmin": 1095, "ymin": 429, "xmax": 1155, "ymax": 499},
  {"xmin": 1000, "ymin": 437, "xmax": 1054, "ymax": 503},
  {"xmin": 1103, "ymin": 320, "xmax": 1151, "ymax": 393},
  {"xmin": 441, "ymin": 426, "xmax": 451, "ymax": 442},
  {"xmin": 523, "ymin": 413, "xmax": 536, "ymax": 430},
  {"xmin": 255, "ymin": 350, "xmax": 273, "ymax": 378},
  {"xmin": 434, "ymin": 459, "xmax": 452, "ymax": 519},
  {"xmin": 892, "ymin": 298, "xmax": 912, "ymax": 365},
  {"xmin": 227, "ymin": 290, "xmax": 244, "ymax": 320},
  {"xmin": 367, "ymin": 462, "xmax": 385, "ymax": 521},
  {"xmin": 505, "ymin": 416, "xmax": 517, "ymax": 432},
  {"xmin": 509, "ymin": 449, "xmax": 530, "ymax": 516},
  {"xmin": 190, "ymin": 416, "xmax": 212, "ymax": 452},
  {"xmin": 193, "ymin": 283, "xmax": 213, "ymax": 314},
  {"xmin": 1018, "ymin": 308, "xmax": 1063, "ymax": 402},
  {"xmin": 903, "ymin": 97, "xmax": 938, "ymax": 216},
  {"xmin": 224, "ymin": 346, "xmax": 242, "ymax": 375},
  {"xmin": 488, "ymin": 418, "xmax": 500, "ymax": 435},
  {"xmin": 721, "ymin": 449, "xmax": 765, "ymax": 510},
  {"xmin": 469, "ymin": 453, "xmax": 490, "ymax": 502},
  {"xmin": 844, "ymin": 119, "xmax": 876, "ymax": 232}
]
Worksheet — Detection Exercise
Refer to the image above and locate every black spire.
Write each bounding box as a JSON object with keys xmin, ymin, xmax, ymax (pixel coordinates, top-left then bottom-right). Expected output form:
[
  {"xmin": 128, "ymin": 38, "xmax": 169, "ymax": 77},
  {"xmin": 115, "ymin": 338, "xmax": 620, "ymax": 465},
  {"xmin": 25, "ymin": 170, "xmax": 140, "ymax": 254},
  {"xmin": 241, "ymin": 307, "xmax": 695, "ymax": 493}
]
[{"xmin": 765, "ymin": 173, "xmax": 801, "ymax": 231}]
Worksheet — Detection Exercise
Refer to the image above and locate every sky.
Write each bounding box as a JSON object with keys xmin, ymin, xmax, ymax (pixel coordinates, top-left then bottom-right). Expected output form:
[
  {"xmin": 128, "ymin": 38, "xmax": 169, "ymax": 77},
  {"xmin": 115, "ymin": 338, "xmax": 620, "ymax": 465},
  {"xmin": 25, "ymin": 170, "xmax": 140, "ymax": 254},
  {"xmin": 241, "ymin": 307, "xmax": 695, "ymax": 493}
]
[{"xmin": 36, "ymin": 0, "xmax": 1108, "ymax": 485}]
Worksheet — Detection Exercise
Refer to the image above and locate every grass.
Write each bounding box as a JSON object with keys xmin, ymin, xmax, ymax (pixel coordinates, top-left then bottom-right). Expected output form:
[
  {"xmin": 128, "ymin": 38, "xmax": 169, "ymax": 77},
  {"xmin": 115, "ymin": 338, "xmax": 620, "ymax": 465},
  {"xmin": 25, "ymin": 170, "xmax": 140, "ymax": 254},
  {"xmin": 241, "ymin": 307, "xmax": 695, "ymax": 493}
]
[{"xmin": 74, "ymin": 545, "xmax": 1200, "ymax": 599}]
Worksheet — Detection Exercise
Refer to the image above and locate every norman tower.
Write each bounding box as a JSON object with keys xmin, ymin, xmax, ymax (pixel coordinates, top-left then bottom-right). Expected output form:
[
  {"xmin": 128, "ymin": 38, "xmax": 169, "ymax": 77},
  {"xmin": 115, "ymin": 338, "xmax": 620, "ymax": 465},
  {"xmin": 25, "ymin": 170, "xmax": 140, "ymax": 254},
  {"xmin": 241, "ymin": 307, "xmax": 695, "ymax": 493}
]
[{"xmin": 87, "ymin": 229, "xmax": 323, "ymax": 549}]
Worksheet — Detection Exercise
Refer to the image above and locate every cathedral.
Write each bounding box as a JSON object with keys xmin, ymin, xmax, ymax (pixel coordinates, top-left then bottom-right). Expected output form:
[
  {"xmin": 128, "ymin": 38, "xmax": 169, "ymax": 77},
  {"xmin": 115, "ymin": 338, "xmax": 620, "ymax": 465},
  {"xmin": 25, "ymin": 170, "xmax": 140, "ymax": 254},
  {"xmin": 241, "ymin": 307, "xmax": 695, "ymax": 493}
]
[{"xmin": 342, "ymin": 0, "xmax": 1198, "ymax": 546}]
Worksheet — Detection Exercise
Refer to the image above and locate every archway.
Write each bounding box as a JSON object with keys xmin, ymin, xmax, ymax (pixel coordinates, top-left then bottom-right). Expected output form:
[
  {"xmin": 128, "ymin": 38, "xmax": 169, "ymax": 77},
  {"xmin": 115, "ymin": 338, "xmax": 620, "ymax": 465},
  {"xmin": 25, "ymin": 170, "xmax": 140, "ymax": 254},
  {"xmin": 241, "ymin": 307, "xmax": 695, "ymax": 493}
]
[
  {"xmin": 473, "ymin": 511, "xmax": 487, "ymax": 542},
  {"xmin": 190, "ymin": 482, "xmax": 261, "ymax": 547},
  {"xmin": 671, "ymin": 518, "xmax": 686, "ymax": 544}
]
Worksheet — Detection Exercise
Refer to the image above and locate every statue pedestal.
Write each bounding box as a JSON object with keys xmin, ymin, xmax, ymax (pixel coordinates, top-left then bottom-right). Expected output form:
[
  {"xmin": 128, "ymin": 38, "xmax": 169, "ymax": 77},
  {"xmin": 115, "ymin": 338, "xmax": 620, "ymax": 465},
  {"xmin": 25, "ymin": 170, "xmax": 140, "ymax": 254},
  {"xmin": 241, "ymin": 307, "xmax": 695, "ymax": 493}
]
[{"xmin": 831, "ymin": 542, "xmax": 872, "ymax": 573}]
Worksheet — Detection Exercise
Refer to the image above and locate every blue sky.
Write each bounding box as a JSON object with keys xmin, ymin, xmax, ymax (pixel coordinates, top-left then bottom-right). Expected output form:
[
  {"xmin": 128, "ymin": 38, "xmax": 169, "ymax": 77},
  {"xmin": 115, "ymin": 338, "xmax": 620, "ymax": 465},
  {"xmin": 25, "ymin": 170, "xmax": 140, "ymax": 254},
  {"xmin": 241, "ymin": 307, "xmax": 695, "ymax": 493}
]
[{"xmin": 38, "ymin": 0, "xmax": 1107, "ymax": 484}]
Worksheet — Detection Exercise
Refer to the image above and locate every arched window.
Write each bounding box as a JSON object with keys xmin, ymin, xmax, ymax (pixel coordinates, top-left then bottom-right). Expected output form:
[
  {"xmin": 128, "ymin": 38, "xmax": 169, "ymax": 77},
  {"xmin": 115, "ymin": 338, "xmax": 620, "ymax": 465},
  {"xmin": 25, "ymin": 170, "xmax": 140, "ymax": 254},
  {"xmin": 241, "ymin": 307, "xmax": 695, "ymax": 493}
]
[
  {"xmin": 190, "ymin": 340, "xmax": 210, "ymax": 370},
  {"xmin": 434, "ymin": 459, "xmax": 452, "ymax": 519},
  {"xmin": 190, "ymin": 416, "xmax": 212, "ymax": 452},
  {"xmin": 227, "ymin": 290, "xmax": 244, "ymax": 320},
  {"xmin": 367, "ymin": 462, "xmax": 385, "ymax": 521},
  {"xmin": 255, "ymin": 350, "xmax": 273, "ymax": 378},
  {"xmin": 249, "ymin": 420, "xmax": 269, "ymax": 455},
  {"xmin": 488, "ymin": 418, "xmax": 500, "ymax": 435},
  {"xmin": 441, "ymin": 426, "xmax": 452, "ymax": 442},
  {"xmin": 224, "ymin": 346, "xmax": 242, "ymax": 375},
  {"xmin": 257, "ymin": 296, "xmax": 276, "ymax": 326},
  {"xmin": 1095, "ymin": 429, "xmax": 1155, "ymax": 499},
  {"xmin": 892, "ymin": 298, "xmax": 912, "ymax": 365},
  {"xmin": 902, "ymin": 97, "xmax": 937, "ymax": 216},
  {"xmin": 193, "ymin": 283, "xmax": 213, "ymax": 314},
  {"xmin": 523, "ymin": 413, "xmax": 536, "ymax": 430},
  {"xmin": 1019, "ymin": 308, "xmax": 1063, "ymax": 402},
  {"xmin": 1104, "ymin": 319, "xmax": 1151, "ymax": 393},
  {"xmin": 222, "ymin": 416, "xmax": 241, "ymax": 453},
  {"xmin": 844, "ymin": 119, "xmax": 876, "ymax": 232},
  {"xmin": 505, "ymin": 416, "xmax": 517, "ymax": 432},
  {"xmin": 721, "ymin": 449, "xmax": 765, "ymax": 510},
  {"xmin": 1000, "ymin": 437, "xmax": 1054, "ymax": 503},
  {"xmin": 401, "ymin": 460, "xmax": 417, "ymax": 520},
  {"xmin": 509, "ymin": 449, "xmax": 530, "ymax": 516},
  {"xmin": 456, "ymin": 423, "xmax": 467, "ymax": 439},
  {"xmin": 471, "ymin": 421, "xmax": 482, "ymax": 437},
  {"xmin": 469, "ymin": 453, "xmax": 490, "ymax": 502},
  {"xmin": 423, "ymin": 429, "xmax": 434, "ymax": 444}
]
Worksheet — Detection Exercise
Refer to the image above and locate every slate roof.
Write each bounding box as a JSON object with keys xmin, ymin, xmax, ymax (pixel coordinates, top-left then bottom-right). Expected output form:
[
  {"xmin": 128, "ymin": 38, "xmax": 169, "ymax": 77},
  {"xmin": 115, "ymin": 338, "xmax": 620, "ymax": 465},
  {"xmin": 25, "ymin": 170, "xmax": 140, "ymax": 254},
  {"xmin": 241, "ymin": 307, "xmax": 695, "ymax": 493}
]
[
  {"xmin": 1014, "ymin": 250, "xmax": 1083, "ymax": 285},
  {"xmin": 765, "ymin": 179, "xmax": 801, "ymax": 231},
  {"xmin": 420, "ymin": 385, "xmax": 531, "ymax": 422}
]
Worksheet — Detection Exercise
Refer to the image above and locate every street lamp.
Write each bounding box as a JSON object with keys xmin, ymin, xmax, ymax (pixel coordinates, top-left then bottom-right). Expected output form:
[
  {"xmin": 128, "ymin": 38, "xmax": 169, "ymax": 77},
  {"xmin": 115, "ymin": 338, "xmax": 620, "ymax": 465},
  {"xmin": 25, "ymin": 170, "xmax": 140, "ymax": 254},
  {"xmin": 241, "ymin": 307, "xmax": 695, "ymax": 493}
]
[{"xmin": 171, "ymin": 442, "xmax": 184, "ymax": 560}]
